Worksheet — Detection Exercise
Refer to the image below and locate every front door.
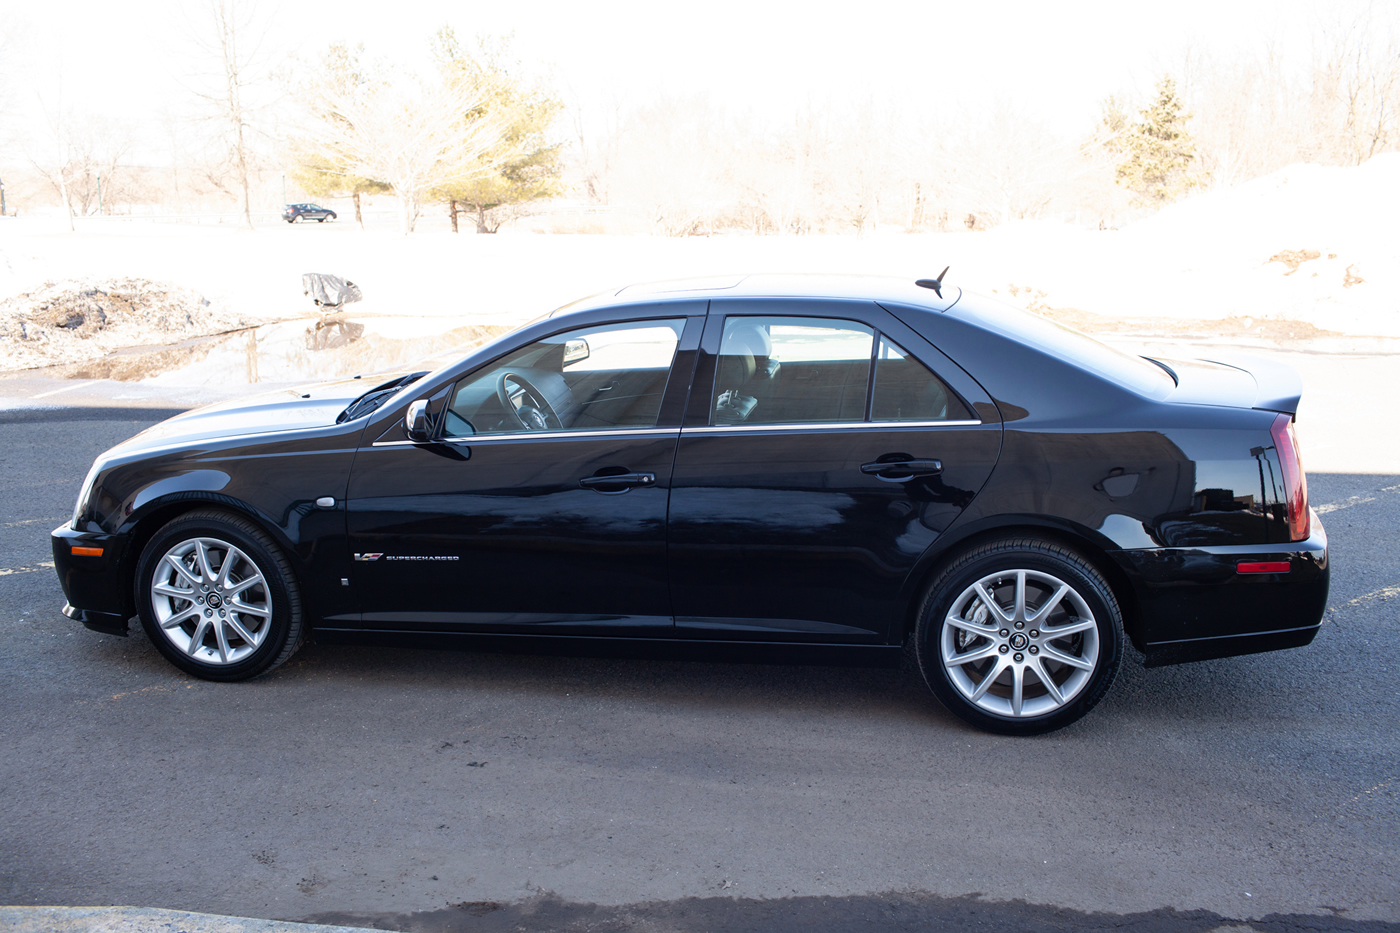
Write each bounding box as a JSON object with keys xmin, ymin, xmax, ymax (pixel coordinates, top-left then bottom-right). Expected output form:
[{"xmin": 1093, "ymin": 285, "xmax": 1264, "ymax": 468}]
[
  {"xmin": 346, "ymin": 315, "xmax": 701, "ymax": 636},
  {"xmin": 667, "ymin": 300, "xmax": 1002, "ymax": 643}
]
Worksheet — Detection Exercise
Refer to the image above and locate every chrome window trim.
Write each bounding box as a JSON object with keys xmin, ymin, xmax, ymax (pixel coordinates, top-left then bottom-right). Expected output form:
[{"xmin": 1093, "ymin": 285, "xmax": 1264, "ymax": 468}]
[
  {"xmin": 370, "ymin": 427, "xmax": 681, "ymax": 448},
  {"xmin": 368, "ymin": 420, "xmax": 984, "ymax": 446},
  {"xmin": 683, "ymin": 419, "xmax": 983, "ymax": 435}
]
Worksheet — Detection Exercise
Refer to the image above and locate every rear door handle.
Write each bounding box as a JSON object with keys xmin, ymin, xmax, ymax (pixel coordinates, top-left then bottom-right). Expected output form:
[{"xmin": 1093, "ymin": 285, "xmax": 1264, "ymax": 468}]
[
  {"xmin": 579, "ymin": 471, "xmax": 656, "ymax": 491},
  {"xmin": 860, "ymin": 459, "xmax": 943, "ymax": 481}
]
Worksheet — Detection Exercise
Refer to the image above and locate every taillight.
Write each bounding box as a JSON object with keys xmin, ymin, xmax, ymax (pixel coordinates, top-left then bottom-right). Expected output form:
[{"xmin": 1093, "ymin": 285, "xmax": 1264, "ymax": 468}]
[{"xmin": 1271, "ymin": 413, "xmax": 1309, "ymax": 541}]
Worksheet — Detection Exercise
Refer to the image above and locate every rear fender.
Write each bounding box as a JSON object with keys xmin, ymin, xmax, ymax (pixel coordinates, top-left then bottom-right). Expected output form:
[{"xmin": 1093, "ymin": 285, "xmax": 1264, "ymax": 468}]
[{"xmin": 898, "ymin": 515, "xmax": 1147, "ymax": 649}]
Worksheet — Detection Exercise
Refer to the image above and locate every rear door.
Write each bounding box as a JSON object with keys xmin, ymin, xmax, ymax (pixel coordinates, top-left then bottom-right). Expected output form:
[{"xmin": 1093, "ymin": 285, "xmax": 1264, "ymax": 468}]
[{"xmin": 667, "ymin": 298, "xmax": 1002, "ymax": 644}]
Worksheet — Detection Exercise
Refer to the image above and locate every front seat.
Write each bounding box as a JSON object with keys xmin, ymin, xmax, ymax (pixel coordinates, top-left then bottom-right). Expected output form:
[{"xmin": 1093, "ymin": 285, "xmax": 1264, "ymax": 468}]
[{"xmin": 734, "ymin": 324, "xmax": 780, "ymax": 380}]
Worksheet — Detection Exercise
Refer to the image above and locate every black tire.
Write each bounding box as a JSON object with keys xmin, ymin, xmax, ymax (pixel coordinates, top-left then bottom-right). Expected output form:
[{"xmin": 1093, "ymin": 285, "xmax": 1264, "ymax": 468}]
[
  {"xmin": 914, "ymin": 536, "xmax": 1121, "ymax": 735},
  {"xmin": 135, "ymin": 508, "xmax": 303, "ymax": 682}
]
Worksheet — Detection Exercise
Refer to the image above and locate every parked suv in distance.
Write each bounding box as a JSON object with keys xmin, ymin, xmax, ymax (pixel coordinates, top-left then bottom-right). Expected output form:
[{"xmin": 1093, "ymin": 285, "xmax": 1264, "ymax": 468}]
[{"xmin": 283, "ymin": 203, "xmax": 336, "ymax": 223}]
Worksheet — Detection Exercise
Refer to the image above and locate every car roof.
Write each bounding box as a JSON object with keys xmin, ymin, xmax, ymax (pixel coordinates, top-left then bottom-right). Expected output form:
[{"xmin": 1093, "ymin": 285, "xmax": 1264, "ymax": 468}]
[{"xmin": 551, "ymin": 273, "xmax": 961, "ymax": 316}]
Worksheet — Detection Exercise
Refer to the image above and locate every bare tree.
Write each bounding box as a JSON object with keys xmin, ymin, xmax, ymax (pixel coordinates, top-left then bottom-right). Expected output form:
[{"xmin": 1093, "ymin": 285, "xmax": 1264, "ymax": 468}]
[
  {"xmin": 66, "ymin": 120, "xmax": 136, "ymax": 214},
  {"xmin": 1312, "ymin": 10, "xmax": 1400, "ymax": 165},
  {"xmin": 29, "ymin": 81, "xmax": 76, "ymax": 231},
  {"xmin": 186, "ymin": 0, "xmax": 276, "ymax": 228},
  {"xmin": 567, "ymin": 89, "xmax": 626, "ymax": 206}
]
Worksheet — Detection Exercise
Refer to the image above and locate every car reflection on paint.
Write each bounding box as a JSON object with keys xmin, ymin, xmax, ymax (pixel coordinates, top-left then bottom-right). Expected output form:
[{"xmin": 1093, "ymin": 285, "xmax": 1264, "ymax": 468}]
[{"xmin": 52, "ymin": 274, "xmax": 1328, "ymax": 735}]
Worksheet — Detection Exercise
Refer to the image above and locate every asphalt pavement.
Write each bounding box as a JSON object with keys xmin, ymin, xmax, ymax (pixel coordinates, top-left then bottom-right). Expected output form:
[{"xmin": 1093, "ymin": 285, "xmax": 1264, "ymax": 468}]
[{"xmin": 1, "ymin": 406, "xmax": 1396, "ymax": 933}]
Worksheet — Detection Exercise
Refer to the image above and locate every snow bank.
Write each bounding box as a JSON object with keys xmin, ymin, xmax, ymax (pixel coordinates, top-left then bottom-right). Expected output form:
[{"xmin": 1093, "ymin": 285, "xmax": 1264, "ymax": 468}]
[
  {"xmin": 0, "ymin": 278, "xmax": 250, "ymax": 372},
  {"xmin": 1030, "ymin": 155, "xmax": 1400, "ymax": 335}
]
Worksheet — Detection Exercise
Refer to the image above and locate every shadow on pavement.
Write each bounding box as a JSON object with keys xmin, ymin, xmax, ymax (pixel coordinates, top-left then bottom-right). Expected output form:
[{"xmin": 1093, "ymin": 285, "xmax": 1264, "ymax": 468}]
[{"xmin": 307, "ymin": 891, "xmax": 1399, "ymax": 933}]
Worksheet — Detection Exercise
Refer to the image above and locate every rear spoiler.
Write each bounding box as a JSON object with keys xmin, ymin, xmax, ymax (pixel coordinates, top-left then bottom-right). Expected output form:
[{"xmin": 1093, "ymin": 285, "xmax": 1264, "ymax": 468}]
[{"xmin": 1199, "ymin": 354, "xmax": 1301, "ymax": 416}]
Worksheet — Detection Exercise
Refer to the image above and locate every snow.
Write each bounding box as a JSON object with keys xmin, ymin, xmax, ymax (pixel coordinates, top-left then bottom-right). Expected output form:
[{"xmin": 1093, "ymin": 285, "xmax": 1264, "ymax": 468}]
[
  {"xmin": 0, "ymin": 155, "xmax": 1396, "ymax": 388},
  {"xmin": 0, "ymin": 277, "xmax": 250, "ymax": 372}
]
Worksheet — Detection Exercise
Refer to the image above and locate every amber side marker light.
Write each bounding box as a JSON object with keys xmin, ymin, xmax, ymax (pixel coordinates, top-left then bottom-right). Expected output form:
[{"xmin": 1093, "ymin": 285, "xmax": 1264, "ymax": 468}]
[
  {"xmin": 71, "ymin": 546, "xmax": 104, "ymax": 557},
  {"xmin": 1237, "ymin": 561, "xmax": 1290, "ymax": 574}
]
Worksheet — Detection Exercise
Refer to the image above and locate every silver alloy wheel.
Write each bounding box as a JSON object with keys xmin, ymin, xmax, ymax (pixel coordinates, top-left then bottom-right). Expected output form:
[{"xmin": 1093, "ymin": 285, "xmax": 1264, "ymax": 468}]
[
  {"xmin": 940, "ymin": 568, "xmax": 1099, "ymax": 718},
  {"xmin": 149, "ymin": 536, "xmax": 272, "ymax": 665}
]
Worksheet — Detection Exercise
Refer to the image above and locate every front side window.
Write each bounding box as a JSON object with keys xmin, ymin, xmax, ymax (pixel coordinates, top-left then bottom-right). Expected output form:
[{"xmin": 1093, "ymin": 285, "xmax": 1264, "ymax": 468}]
[
  {"xmin": 445, "ymin": 319, "xmax": 685, "ymax": 436},
  {"xmin": 712, "ymin": 317, "xmax": 875, "ymax": 425}
]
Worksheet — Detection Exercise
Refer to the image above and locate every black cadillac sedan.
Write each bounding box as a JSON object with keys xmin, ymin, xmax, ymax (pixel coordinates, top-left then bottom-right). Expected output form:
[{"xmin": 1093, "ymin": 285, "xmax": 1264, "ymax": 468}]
[{"xmin": 52, "ymin": 275, "xmax": 1328, "ymax": 734}]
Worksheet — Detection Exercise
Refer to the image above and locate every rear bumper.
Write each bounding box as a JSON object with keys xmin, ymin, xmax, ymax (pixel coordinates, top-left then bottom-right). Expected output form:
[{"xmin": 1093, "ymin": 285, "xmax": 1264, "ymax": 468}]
[
  {"xmin": 51, "ymin": 524, "xmax": 132, "ymax": 634},
  {"xmin": 1111, "ymin": 512, "xmax": 1328, "ymax": 667}
]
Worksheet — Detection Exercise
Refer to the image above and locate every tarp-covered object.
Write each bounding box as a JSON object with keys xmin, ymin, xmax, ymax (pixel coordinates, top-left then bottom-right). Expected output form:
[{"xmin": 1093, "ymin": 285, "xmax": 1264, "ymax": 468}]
[{"xmin": 302, "ymin": 273, "xmax": 363, "ymax": 310}]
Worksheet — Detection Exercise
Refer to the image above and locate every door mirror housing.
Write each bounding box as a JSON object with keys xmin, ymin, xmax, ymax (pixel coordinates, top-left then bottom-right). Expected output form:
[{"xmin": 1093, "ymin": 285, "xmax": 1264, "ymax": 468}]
[
  {"xmin": 562, "ymin": 338, "xmax": 590, "ymax": 365},
  {"xmin": 405, "ymin": 399, "xmax": 431, "ymax": 441}
]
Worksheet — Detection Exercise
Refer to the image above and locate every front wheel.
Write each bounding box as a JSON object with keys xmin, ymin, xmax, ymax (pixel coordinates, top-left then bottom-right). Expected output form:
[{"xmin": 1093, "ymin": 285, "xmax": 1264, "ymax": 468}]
[
  {"xmin": 135, "ymin": 509, "xmax": 303, "ymax": 681},
  {"xmin": 914, "ymin": 537, "xmax": 1121, "ymax": 735}
]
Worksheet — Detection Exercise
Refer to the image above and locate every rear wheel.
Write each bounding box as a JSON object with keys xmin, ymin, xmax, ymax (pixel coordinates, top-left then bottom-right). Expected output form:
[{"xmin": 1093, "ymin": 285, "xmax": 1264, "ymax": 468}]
[
  {"xmin": 914, "ymin": 537, "xmax": 1121, "ymax": 735},
  {"xmin": 135, "ymin": 509, "xmax": 303, "ymax": 681}
]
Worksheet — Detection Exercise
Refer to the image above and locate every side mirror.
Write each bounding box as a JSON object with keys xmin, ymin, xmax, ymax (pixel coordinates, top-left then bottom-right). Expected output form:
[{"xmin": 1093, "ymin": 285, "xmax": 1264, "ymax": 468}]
[
  {"xmin": 563, "ymin": 338, "xmax": 590, "ymax": 365},
  {"xmin": 405, "ymin": 399, "xmax": 431, "ymax": 441}
]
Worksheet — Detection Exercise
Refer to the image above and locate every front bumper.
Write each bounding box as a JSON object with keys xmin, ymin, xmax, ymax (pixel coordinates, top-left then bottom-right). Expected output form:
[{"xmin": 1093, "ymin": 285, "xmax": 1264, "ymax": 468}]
[
  {"xmin": 51, "ymin": 524, "xmax": 132, "ymax": 636},
  {"xmin": 1111, "ymin": 512, "xmax": 1329, "ymax": 667}
]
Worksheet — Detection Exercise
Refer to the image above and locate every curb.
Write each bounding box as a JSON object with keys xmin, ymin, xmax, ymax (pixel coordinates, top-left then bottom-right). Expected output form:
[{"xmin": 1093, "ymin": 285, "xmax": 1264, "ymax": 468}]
[{"xmin": 0, "ymin": 906, "xmax": 394, "ymax": 933}]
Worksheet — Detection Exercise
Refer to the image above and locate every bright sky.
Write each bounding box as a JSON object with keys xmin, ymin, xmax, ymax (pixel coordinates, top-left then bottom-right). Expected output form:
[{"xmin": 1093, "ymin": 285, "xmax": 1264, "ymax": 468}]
[{"xmin": 1, "ymin": 0, "xmax": 1384, "ymax": 163}]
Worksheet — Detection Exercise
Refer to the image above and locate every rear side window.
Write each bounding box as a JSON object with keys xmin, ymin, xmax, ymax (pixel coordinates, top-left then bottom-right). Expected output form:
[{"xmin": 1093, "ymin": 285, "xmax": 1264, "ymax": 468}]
[
  {"xmin": 709, "ymin": 317, "xmax": 974, "ymax": 426},
  {"xmin": 871, "ymin": 336, "xmax": 973, "ymax": 422},
  {"xmin": 712, "ymin": 317, "xmax": 874, "ymax": 425}
]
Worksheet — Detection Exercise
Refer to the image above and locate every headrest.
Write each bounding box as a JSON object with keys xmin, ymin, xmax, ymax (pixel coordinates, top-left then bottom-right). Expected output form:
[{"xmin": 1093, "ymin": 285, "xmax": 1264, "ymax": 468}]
[{"xmin": 723, "ymin": 324, "xmax": 772, "ymax": 361}]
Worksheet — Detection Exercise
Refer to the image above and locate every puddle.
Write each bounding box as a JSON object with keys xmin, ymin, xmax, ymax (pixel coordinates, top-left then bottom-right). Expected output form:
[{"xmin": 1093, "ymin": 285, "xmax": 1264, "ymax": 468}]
[
  {"xmin": 38, "ymin": 315, "xmax": 510, "ymax": 387},
  {"xmin": 307, "ymin": 318, "xmax": 365, "ymax": 350}
]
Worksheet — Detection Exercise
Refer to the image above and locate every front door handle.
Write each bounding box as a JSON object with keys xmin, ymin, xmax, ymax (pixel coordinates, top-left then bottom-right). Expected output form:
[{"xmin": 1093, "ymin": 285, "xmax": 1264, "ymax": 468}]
[
  {"xmin": 860, "ymin": 458, "xmax": 943, "ymax": 481},
  {"xmin": 579, "ymin": 471, "xmax": 656, "ymax": 492}
]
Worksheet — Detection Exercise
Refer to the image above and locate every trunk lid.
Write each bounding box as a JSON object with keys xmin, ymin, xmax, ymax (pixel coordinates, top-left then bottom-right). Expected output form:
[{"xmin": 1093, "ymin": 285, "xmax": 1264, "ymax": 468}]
[{"xmin": 1149, "ymin": 354, "xmax": 1301, "ymax": 415}]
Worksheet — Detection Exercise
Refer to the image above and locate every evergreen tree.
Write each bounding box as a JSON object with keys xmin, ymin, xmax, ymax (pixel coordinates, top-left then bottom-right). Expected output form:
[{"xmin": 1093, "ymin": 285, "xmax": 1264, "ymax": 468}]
[
  {"xmin": 291, "ymin": 39, "xmax": 508, "ymax": 235},
  {"xmin": 287, "ymin": 44, "xmax": 392, "ymax": 228},
  {"xmin": 288, "ymin": 153, "xmax": 393, "ymax": 229},
  {"xmin": 1113, "ymin": 76, "xmax": 1200, "ymax": 204},
  {"xmin": 430, "ymin": 29, "xmax": 563, "ymax": 233}
]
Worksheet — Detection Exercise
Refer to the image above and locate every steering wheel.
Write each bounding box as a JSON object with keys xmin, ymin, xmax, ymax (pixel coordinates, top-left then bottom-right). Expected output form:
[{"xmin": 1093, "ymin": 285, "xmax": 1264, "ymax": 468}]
[{"xmin": 496, "ymin": 372, "xmax": 562, "ymax": 432}]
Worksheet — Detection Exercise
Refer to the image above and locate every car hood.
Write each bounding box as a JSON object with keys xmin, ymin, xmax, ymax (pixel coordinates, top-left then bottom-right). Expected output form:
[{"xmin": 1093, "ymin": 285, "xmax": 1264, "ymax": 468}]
[{"xmin": 111, "ymin": 375, "xmax": 401, "ymax": 454}]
